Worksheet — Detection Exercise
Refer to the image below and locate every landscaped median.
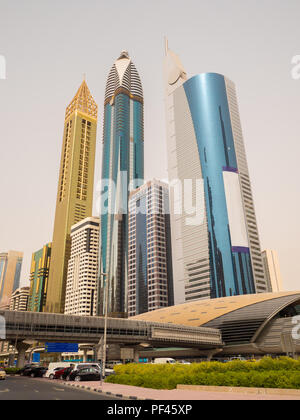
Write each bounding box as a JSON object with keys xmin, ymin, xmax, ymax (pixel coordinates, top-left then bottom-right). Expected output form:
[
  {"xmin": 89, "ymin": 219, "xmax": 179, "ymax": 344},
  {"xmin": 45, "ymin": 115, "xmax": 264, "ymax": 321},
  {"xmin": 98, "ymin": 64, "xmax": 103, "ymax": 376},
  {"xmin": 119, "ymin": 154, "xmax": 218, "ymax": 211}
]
[{"xmin": 105, "ymin": 357, "xmax": 300, "ymax": 390}]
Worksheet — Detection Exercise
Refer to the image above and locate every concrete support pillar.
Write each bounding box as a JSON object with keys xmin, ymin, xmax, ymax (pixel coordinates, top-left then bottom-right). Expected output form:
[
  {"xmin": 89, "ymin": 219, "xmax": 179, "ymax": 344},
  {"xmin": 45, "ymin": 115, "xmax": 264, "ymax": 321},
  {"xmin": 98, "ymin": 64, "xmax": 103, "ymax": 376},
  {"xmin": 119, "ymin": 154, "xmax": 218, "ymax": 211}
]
[
  {"xmin": 133, "ymin": 348, "xmax": 140, "ymax": 363},
  {"xmin": 8, "ymin": 353, "xmax": 15, "ymax": 367},
  {"xmin": 15, "ymin": 342, "xmax": 31, "ymax": 368},
  {"xmin": 83, "ymin": 349, "xmax": 88, "ymax": 363},
  {"xmin": 206, "ymin": 348, "xmax": 223, "ymax": 362},
  {"xmin": 92, "ymin": 346, "xmax": 98, "ymax": 362}
]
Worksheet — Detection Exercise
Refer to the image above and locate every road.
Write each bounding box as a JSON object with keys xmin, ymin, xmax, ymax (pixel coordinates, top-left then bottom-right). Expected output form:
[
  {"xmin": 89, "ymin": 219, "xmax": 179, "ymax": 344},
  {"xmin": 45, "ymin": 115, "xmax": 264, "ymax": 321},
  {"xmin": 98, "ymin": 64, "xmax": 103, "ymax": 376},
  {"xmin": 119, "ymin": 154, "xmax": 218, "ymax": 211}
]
[{"xmin": 0, "ymin": 376, "xmax": 124, "ymax": 400}]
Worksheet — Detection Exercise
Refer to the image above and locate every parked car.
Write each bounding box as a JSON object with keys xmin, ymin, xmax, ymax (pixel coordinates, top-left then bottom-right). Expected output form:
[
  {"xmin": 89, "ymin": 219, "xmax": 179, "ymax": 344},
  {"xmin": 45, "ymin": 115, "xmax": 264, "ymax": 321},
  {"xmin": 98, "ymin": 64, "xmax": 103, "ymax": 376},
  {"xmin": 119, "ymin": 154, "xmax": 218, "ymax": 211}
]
[
  {"xmin": 22, "ymin": 366, "xmax": 47, "ymax": 378},
  {"xmin": 69, "ymin": 367, "xmax": 101, "ymax": 382},
  {"xmin": 65, "ymin": 365, "xmax": 115, "ymax": 381},
  {"xmin": 46, "ymin": 366, "xmax": 67, "ymax": 380},
  {"xmin": 0, "ymin": 367, "xmax": 6, "ymax": 380},
  {"xmin": 45, "ymin": 362, "xmax": 72, "ymax": 379},
  {"xmin": 54, "ymin": 367, "xmax": 73, "ymax": 380},
  {"xmin": 153, "ymin": 358, "xmax": 176, "ymax": 364},
  {"xmin": 18, "ymin": 364, "xmax": 38, "ymax": 376}
]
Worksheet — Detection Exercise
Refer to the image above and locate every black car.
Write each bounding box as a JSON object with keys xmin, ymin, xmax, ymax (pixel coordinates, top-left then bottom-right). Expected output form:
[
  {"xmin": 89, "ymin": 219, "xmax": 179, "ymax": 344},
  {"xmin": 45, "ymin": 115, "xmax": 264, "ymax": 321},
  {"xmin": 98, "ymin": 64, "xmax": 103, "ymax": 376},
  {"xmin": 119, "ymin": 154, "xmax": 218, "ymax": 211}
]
[
  {"xmin": 22, "ymin": 366, "xmax": 47, "ymax": 378},
  {"xmin": 69, "ymin": 367, "xmax": 100, "ymax": 382},
  {"xmin": 18, "ymin": 364, "xmax": 38, "ymax": 376}
]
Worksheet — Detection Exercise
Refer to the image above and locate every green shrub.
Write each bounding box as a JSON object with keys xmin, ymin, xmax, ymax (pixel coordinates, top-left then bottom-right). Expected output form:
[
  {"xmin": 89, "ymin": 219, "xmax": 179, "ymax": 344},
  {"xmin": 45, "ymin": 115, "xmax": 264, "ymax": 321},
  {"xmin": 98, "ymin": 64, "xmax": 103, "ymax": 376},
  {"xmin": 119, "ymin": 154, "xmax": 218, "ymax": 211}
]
[
  {"xmin": 105, "ymin": 357, "xmax": 300, "ymax": 390},
  {"xmin": 4, "ymin": 367, "xmax": 19, "ymax": 375}
]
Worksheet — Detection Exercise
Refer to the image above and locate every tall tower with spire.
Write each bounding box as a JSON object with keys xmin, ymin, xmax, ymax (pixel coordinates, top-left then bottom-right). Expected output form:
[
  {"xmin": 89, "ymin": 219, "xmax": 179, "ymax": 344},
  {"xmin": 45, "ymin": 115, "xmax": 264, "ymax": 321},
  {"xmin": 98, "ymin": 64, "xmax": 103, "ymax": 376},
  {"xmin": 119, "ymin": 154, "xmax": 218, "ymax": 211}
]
[
  {"xmin": 164, "ymin": 41, "xmax": 269, "ymax": 304},
  {"xmin": 98, "ymin": 51, "xmax": 144, "ymax": 317},
  {"xmin": 45, "ymin": 80, "xmax": 98, "ymax": 314}
]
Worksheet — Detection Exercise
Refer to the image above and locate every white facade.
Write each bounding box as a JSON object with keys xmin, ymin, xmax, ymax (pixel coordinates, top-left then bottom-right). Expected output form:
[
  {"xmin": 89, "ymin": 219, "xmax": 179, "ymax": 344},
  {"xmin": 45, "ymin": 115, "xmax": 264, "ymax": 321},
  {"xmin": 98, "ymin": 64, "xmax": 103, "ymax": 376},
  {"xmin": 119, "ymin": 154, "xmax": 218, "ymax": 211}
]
[
  {"xmin": 164, "ymin": 45, "xmax": 211, "ymax": 304},
  {"xmin": 164, "ymin": 42, "xmax": 268, "ymax": 303},
  {"xmin": 9, "ymin": 287, "xmax": 29, "ymax": 311},
  {"xmin": 64, "ymin": 216, "xmax": 100, "ymax": 316},
  {"xmin": 262, "ymin": 250, "xmax": 283, "ymax": 292},
  {"xmin": 225, "ymin": 79, "xmax": 267, "ymax": 293}
]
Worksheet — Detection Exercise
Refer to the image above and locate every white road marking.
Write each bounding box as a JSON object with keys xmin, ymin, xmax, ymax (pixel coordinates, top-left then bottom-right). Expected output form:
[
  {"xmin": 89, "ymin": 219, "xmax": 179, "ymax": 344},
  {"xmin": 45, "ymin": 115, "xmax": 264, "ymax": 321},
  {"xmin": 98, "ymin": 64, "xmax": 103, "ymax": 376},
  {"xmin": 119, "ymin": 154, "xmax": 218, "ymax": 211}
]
[
  {"xmin": 53, "ymin": 387, "xmax": 65, "ymax": 392},
  {"xmin": 0, "ymin": 389, "xmax": 9, "ymax": 393}
]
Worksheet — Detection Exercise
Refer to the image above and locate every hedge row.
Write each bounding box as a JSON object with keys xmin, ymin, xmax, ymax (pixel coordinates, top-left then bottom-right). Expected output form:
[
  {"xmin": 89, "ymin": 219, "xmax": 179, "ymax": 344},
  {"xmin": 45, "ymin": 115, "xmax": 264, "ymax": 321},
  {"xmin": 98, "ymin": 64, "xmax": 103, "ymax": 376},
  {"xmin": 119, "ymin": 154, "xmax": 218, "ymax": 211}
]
[
  {"xmin": 105, "ymin": 357, "xmax": 300, "ymax": 390},
  {"xmin": 4, "ymin": 367, "xmax": 19, "ymax": 374}
]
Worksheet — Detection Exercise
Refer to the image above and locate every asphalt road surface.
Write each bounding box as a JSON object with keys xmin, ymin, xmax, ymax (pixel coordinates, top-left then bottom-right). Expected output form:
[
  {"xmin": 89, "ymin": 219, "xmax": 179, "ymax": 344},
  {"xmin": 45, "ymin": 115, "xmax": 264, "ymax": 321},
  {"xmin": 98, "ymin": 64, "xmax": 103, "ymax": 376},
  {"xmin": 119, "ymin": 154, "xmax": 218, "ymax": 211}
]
[{"xmin": 0, "ymin": 376, "xmax": 124, "ymax": 400}]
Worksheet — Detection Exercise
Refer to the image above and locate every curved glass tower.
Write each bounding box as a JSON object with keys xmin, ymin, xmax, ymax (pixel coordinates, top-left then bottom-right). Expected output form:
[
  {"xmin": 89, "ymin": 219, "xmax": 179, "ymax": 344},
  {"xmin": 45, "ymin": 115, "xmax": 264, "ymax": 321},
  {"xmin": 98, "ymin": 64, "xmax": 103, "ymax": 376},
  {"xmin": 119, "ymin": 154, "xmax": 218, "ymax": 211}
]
[
  {"xmin": 164, "ymin": 42, "xmax": 268, "ymax": 303},
  {"xmin": 98, "ymin": 51, "xmax": 144, "ymax": 317}
]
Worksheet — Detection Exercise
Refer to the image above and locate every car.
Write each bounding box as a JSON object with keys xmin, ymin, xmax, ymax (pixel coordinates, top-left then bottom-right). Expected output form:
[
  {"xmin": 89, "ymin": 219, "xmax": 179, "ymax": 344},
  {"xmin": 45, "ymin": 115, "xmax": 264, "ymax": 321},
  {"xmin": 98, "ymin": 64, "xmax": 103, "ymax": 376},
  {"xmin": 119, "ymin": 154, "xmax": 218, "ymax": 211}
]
[
  {"xmin": 45, "ymin": 362, "xmax": 72, "ymax": 379},
  {"xmin": 70, "ymin": 367, "xmax": 101, "ymax": 382},
  {"xmin": 19, "ymin": 364, "xmax": 38, "ymax": 376},
  {"xmin": 54, "ymin": 367, "xmax": 72, "ymax": 380},
  {"xmin": 153, "ymin": 358, "xmax": 176, "ymax": 364},
  {"xmin": 24, "ymin": 366, "xmax": 47, "ymax": 378},
  {"xmin": 46, "ymin": 366, "xmax": 67, "ymax": 380},
  {"xmin": 228, "ymin": 356, "xmax": 247, "ymax": 361},
  {"xmin": 0, "ymin": 368, "xmax": 6, "ymax": 380},
  {"xmin": 65, "ymin": 365, "xmax": 115, "ymax": 381}
]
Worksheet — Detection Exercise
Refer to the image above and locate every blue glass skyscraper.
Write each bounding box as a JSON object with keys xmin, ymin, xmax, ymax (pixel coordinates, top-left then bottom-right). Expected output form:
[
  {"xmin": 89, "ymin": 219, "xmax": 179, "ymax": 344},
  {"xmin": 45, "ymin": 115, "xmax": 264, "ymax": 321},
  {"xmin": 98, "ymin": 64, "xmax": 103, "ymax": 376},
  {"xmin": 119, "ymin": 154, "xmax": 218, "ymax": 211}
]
[
  {"xmin": 98, "ymin": 51, "xmax": 144, "ymax": 317},
  {"xmin": 164, "ymin": 42, "xmax": 269, "ymax": 304}
]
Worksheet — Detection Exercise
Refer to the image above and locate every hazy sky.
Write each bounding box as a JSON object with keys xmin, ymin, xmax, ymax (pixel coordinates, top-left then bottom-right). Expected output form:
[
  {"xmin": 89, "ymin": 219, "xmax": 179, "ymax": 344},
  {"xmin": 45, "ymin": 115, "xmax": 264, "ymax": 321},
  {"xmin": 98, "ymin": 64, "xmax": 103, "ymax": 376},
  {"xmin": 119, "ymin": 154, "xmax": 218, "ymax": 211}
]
[{"xmin": 0, "ymin": 0, "xmax": 299, "ymax": 291}]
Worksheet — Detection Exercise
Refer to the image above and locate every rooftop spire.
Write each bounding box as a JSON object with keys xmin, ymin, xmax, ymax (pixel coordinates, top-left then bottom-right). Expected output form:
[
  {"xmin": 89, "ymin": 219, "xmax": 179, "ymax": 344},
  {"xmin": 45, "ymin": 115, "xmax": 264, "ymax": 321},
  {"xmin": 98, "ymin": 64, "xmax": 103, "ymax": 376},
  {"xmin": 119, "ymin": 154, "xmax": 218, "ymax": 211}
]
[
  {"xmin": 164, "ymin": 40, "xmax": 187, "ymax": 93},
  {"xmin": 65, "ymin": 79, "xmax": 98, "ymax": 121}
]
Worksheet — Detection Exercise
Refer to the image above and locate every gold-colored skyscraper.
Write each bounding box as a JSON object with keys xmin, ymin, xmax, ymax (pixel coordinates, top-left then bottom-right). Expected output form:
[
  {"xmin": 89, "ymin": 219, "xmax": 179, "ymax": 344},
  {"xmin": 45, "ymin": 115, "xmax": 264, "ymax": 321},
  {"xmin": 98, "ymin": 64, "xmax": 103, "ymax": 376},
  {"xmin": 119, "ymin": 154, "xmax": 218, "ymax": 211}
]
[{"xmin": 45, "ymin": 80, "xmax": 98, "ymax": 313}]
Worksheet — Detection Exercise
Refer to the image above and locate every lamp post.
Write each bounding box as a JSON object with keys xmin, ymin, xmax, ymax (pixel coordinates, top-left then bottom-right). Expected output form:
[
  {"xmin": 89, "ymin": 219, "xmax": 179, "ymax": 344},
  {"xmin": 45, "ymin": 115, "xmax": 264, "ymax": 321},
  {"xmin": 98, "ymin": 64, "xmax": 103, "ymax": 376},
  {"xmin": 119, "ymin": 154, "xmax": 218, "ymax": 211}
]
[{"xmin": 100, "ymin": 271, "xmax": 109, "ymax": 385}]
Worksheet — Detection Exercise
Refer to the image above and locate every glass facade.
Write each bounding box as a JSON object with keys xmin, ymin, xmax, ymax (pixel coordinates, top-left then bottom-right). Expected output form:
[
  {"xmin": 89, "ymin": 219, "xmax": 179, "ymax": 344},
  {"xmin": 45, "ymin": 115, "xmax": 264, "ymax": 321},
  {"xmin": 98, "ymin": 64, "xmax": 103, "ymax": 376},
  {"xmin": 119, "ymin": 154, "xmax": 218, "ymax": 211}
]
[
  {"xmin": 183, "ymin": 73, "xmax": 255, "ymax": 297},
  {"xmin": 99, "ymin": 52, "xmax": 144, "ymax": 316}
]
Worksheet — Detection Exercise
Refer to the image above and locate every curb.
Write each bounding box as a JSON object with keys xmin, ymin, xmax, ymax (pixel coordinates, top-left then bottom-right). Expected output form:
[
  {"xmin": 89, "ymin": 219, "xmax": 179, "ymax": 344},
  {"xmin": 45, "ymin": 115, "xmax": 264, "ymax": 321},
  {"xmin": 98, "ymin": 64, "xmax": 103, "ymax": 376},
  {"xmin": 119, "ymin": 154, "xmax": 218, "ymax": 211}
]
[
  {"xmin": 63, "ymin": 382, "xmax": 153, "ymax": 400},
  {"xmin": 177, "ymin": 384, "xmax": 300, "ymax": 396}
]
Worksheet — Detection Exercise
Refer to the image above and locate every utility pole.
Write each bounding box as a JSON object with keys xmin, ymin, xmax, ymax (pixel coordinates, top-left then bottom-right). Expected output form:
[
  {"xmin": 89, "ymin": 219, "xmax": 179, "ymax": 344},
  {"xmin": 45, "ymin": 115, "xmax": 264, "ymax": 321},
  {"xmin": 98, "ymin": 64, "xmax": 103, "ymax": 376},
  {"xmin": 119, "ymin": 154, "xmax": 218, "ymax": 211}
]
[{"xmin": 99, "ymin": 271, "xmax": 109, "ymax": 385}]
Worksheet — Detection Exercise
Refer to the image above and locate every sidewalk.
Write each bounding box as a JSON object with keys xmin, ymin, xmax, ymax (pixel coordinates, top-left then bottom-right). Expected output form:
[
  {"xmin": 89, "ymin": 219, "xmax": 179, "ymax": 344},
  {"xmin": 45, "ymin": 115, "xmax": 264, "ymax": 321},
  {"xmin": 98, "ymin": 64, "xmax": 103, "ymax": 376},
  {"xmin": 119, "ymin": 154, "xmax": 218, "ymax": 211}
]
[{"xmin": 61, "ymin": 380, "xmax": 300, "ymax": 400}]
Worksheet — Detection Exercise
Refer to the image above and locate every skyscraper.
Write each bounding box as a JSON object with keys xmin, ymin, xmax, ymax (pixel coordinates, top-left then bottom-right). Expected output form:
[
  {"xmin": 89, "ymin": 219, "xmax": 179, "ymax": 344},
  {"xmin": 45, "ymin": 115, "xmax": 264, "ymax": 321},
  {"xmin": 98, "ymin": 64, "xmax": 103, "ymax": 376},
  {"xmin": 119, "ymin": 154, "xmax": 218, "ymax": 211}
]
[
  {"xmin": 128, "ymin": 180, "xmax": 174, "ymax": 316},
  {"xmin": 45, "ymin": 80, "xmax": 98, "ymax": 314},
  {"xmin": 28, "ymin": 243, "xmax": 51, "ymax": 312},
  {"xmin": 0, "ymin": 251, "xmax": 23, "ymax": 309},
  {"xmin": 262, "ymin": 250, "xmax": 283, "ymax": 292},
  {"xmin": 64, "ymin": 216, "xmax": 100, "ymax": 316},
  {"xmin": 98, "ymin": 51, "xmax": 144, "ymax": 317},
  {"xmin": 164, "ymin": 41, "xmax": 268, "ymax": 304}
]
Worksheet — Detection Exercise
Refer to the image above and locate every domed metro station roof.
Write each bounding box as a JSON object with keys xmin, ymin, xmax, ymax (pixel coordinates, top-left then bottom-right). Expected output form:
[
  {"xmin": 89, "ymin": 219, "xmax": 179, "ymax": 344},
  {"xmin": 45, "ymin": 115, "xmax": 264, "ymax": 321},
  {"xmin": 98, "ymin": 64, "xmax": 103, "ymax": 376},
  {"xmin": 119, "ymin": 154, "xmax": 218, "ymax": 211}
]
[{"xmin": 133, "ymin": 292, "xmax": 300, "ymax": 353}]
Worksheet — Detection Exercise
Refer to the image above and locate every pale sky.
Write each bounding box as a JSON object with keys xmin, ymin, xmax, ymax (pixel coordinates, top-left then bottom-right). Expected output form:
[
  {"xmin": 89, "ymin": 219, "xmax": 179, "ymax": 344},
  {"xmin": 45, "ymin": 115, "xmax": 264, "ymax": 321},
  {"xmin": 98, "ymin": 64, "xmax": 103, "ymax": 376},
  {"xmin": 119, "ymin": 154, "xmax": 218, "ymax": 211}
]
[{"xmin": 0, "ymin": 0, "xmax": 299, "ymax": 291}]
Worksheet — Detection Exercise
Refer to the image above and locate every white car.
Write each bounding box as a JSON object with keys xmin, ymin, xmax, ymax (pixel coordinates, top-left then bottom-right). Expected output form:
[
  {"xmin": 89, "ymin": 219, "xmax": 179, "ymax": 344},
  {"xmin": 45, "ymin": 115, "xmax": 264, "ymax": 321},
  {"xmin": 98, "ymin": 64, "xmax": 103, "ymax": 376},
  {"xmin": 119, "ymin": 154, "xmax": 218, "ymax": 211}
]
[
  {"xmin": 44, "ymin": 363, "xmax": 72, "ymax": 379},
  {"xmin": 0, "ymin": 368, "xmax": 6, "ymax": 380}
]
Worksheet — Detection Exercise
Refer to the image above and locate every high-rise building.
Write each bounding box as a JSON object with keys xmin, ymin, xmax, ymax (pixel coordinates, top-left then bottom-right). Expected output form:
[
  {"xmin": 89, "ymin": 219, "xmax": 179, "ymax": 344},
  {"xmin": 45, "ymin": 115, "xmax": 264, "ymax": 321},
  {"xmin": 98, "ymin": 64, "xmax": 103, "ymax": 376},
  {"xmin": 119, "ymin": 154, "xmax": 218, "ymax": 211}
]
[
  {"xmin": 10, "ymin": 286, "xmax": 30, "ymax": 311},
  {"xmin": 0, "ymin": 286, "xmax": 29, "ymax": 357},
  {"xmin": 45, "ymin": 80, "xmax": 98, "ymax": 314},
  {"xmin": 128, "ymin": 180, "xmax": 174, "ymax": 317},
  {"xmin": 64, "ymin": 216, "xmax": 100, "ymax": 316},
  {"xmin": 164, "ymin": 41, "xmax": 268, "ymax": 304},
  {"xmin": 0, "ymin": 251, "xmax": 23, "ymax": 309},
  {"xmin": 98, "ymin": 51, "xmax": 144, "ymax": 317},
  {"xmin": 262, "ymin": 250, "xmax": 283, "ymax": 292},
  {"xmin": 28, "ymin": 243, "xmax": 51, "ymax": 312}
]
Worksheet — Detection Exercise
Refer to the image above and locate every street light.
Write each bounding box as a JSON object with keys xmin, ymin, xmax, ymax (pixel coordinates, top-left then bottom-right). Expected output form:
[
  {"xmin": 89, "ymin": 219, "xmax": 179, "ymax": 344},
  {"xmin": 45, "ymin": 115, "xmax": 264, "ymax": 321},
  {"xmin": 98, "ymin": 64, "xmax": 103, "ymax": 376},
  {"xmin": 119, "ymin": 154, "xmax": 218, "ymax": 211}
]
[{"xmin": 100, "ymin": 270, "xmax": 109, "ymax": 385}]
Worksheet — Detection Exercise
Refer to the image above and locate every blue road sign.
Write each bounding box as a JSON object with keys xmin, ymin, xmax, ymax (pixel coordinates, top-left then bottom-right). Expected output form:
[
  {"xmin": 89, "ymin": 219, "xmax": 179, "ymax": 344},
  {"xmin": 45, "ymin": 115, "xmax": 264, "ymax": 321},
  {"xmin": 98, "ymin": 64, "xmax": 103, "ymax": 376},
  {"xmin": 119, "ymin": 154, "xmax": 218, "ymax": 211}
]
[{"xmin": 45, "ymin": 343, "xmax": 79, "ymax": 353}]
